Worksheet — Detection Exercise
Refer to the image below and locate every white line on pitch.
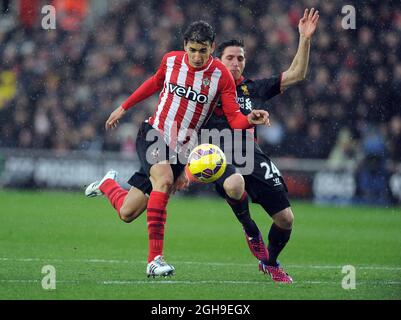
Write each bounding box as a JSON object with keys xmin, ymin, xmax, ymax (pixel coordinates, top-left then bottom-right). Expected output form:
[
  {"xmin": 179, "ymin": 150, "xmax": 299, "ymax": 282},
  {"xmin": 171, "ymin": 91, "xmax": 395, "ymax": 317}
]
[
  {"xmin": 0, "ymin": 279, "xmax": 79, "ymax": 284},
  {"xmin": 99, "ymin": 280, "xmax": 401, "ymax": 286},
  {"xmin": 1, "ymin": 279, "xmax": 400, "ymax": 286}
]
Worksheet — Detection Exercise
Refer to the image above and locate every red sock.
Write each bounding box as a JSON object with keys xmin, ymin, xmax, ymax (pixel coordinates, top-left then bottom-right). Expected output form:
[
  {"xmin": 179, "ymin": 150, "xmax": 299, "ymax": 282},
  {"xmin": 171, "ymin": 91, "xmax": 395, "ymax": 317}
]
[
  {"xmin": 147, "ymin": 191, "xmax": 169, "ymax": 262},
  {"xmin": 99, "ymin": 179, "xmax": 128, "ymax": 219}
]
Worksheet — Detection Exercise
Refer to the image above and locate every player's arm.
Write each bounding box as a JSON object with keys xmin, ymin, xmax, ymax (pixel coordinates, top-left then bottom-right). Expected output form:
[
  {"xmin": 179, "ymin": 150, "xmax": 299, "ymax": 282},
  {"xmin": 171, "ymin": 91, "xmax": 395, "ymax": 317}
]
[
  {"xmin": 220, "ymin": 69, "xmax": 270, "ymax": 128},
  {"xmin": 105, "ymin": 56, "xmax": 167, "ymax": 130},
  {"xmin": 252, "ymin": 75, "xmax": 281, "ymax": 107},
  {"xmin": 280, "ymin": 8, "xmax": 319, "ymax": 92}
]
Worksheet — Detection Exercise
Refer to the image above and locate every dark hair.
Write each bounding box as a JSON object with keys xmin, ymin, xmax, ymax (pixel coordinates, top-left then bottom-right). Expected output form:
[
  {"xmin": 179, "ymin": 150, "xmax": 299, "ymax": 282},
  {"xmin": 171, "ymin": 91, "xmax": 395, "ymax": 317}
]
[
  {"xmin": 183, "ymin": 20, "xmax": 215, "ymax": 45},
  {"xmin": 216, "ymin": 39, "xmax": 245, "ymax": 58}
]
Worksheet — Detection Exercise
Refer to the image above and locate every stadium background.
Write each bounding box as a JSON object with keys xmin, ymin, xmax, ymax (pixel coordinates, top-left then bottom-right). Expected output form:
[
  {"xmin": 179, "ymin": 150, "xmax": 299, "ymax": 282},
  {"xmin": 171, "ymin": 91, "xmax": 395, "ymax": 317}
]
[
  {"xmin": 0, "ymin": 0, "xmax": 400, "ymax": 205},
  {"xmin": 0, "ymin": 0, "xmax": 400, "ymax": 302}
]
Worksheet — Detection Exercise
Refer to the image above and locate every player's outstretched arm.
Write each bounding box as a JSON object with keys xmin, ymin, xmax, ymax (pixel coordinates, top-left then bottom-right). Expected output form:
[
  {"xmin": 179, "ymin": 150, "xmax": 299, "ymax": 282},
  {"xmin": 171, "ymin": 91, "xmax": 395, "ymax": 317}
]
[
  {"xmin": 281, "ymin": 8, "xmax": 319, "ymax": 91},
  {"xmin": 105, "ymin": 105, "xmax": 126, "ymax": 130},
  {"xmin": 220, "ymin": 65, "xmax": 269, "ymax": 129}
]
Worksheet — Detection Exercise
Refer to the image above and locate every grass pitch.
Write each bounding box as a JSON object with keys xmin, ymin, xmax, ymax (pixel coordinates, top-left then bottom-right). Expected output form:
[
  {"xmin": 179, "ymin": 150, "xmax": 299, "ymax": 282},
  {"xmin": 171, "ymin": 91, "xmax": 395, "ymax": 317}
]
[{"xmin": 0, "ymin": 189, "xmax": 400, "ymax": 300}]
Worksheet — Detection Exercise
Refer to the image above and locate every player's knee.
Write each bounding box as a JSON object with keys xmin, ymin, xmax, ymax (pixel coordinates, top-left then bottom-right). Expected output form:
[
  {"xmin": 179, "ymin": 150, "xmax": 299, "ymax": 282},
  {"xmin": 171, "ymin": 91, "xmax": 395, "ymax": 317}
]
[
  {"xmin": 150, "ymin": 165, "xmax": 174, "ymax": 192},
  {"xmin": 273, "ymin": 207, "xmax": 294, "ymax": 230},
  {"xmin": 223, "ymin": 173, "xmax": 245, "ymax": 200},
  {"xmin": 119, "ymin": 200, "xmax": 147, "ymax": 223},
  {"xmin": 119, "ymin": 208, "xmax": 135, "ymax": 223},
  {"xmin": 157, "ymin": 175, "xmax": 174, "ymax": 191}
]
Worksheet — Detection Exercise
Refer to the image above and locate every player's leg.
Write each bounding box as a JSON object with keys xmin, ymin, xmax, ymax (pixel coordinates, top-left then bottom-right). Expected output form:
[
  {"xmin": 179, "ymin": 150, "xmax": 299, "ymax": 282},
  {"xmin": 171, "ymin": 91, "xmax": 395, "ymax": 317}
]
[
  {"xmin": 136, "ymin": 121, "xmax": 177, "ymax": 277},
  {"xmin": 145, "ymin": 161, "xmax": 185, "ymax": 277},
  {"xmin": 257, "ymin": 199, "xmax": 293, "ymax": 283},
  {"xmin": 145, "ymin": 162, "xmax": 173, "ymax": 271},
  {"xmin": 214, "ymin": 165, "xmax": 269, "ymax": 263},
  {"xmin": 258, "ymin": 199, "xmax": 293, "ymax": 266},
  {"xmin": 99, "ymin": 180, "xmax": 147, "ymax": 223},
  {"xmin": 246, "ymin": 168, "xmax": 293, "ymax": 267},
  {"xmin": 243, "ymin": 144, "xmax": 293, "ymax": 282},
  {"xmin": 85, "ymin": 170, "xmax": 149, "ymax": 223},
  {"xmin": 217, "ymin": 165, "xmax": 259, "ymax": 238},
  {"xmin": 118, "ymin": 169, "xmax": 153, "ymax": 222},
  {"xmin": 245, "ymin": 179, "xmax": 294, "ymax": 283},
  {"xmin": 272, "ymin": 207, "xmax": 294, "ymax": 230},
  {"xmin": 222, "ymin": 172, "xmax": 245, "ymax": 200},
  {"xmin": 85, "ymin": 170, "xmax": 128, "ymax": 220},
  {"xmin": 246, "ymin": 145, "xmax": 294, "ymax": 260},
  {"xmin": 222, "ymin": 172, "xmax": 260, "ymax": 238},
  {"xmin": 247, "ymin": 171, "xmax": 293, "ymax": 267},
  {"xmin": 119, "ymin": 187, "xmax": 148, "ymax": 222}
]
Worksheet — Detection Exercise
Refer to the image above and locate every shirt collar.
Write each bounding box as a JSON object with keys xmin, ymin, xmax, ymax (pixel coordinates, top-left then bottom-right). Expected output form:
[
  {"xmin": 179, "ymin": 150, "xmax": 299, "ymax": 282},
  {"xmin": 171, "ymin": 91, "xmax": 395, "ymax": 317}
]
[{"xmin": 235, "ymin": 75, "xmax": 245, "ymax": 86}]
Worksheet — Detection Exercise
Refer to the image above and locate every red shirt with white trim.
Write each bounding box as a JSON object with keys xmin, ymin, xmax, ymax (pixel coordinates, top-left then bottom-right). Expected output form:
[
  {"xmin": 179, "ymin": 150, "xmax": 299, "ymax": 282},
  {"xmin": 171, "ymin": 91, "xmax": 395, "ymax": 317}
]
[{"xmin": 121, "ymin": 51, "xmax": 252, "ymax": 152}]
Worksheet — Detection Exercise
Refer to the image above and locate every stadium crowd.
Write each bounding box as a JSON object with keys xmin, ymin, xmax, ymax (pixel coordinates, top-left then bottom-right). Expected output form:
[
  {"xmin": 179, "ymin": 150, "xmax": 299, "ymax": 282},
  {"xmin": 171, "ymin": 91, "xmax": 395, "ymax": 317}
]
[{"xmin": 0, "ymin": 0, "xmax": 400, "ymax": 171}]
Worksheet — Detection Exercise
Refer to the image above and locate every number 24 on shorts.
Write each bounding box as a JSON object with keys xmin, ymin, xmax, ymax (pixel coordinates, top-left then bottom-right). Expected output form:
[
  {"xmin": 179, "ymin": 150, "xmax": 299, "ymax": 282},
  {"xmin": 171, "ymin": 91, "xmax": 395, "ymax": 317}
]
[{"xmin": 260, "ymin": 161, "xmax": 281, "ymax": 180}]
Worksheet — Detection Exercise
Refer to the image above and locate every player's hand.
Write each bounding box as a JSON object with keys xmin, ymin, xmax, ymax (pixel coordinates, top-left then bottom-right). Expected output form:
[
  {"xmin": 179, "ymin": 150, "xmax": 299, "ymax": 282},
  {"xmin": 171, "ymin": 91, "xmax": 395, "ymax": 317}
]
[
  {"xmin": 247, "ymin": 110, "xmax": 270, "ymax": 126},
  {"xmin": 105, "ymin": 105, "xmax": 126, "ymax": 130},
  {"xmin": 298, "ymin": 8, "xmax": 319, "ymax": 39}
]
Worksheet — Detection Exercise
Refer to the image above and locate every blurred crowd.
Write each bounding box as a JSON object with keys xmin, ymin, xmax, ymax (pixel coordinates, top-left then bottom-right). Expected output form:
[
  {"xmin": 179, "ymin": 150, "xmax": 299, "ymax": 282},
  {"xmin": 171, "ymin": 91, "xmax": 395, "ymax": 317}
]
[{"xmin": 0, "ymin": 0, "xmax": 400, "ymax": 173}]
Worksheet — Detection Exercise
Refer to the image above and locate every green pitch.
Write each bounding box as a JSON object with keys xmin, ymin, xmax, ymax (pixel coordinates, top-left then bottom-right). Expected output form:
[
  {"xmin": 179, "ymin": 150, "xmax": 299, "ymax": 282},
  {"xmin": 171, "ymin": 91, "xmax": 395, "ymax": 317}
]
[{"xmin": 0, "ymin": 190, "xmax": 400, "ymax": 300}]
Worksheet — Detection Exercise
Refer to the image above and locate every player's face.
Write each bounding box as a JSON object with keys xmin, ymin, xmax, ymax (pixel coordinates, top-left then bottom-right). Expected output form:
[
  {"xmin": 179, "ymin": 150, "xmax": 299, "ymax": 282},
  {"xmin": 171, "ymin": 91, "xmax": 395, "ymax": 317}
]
[
  {"xmin": 221, "ymin": 46, "xmax": 246, "ymax": 80},
  {"xmin": 184, "ymin": 41, "xmax": 215, "ymax": 68}
]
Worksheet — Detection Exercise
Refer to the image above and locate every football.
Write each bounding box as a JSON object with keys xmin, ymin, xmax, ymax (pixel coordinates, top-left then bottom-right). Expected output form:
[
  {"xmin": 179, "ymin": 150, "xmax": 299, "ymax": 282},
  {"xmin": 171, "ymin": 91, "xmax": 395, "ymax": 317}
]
[{"xmin": 186, "ymin": 143, "xmax": 227, "ymax": 183}]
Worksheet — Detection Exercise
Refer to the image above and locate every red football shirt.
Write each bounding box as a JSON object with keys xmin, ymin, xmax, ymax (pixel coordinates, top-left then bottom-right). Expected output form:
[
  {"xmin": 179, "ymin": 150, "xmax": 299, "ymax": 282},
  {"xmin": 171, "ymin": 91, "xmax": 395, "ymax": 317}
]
[{"xmin": 121, "ymin": 51, "xmax": 251, "ymax": 151}]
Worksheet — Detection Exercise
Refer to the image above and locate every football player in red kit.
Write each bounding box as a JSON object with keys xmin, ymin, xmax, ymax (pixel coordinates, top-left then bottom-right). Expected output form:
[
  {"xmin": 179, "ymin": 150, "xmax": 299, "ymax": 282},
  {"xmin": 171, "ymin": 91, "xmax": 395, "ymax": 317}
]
[{"xmin": 86, "ymin": 21, "xmax": 269, "ymax": 277}]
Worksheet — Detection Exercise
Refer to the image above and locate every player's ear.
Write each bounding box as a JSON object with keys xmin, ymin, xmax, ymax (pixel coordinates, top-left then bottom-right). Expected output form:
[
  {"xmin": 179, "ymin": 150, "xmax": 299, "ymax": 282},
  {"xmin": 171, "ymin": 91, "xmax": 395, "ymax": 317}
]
[
  {"xmin": 210, "ymin": 42, "xmax": 216, "ymax": 54},
  {"xmin": 183, "ymin": 40, "xmax": 188, "ymax": 51}
]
